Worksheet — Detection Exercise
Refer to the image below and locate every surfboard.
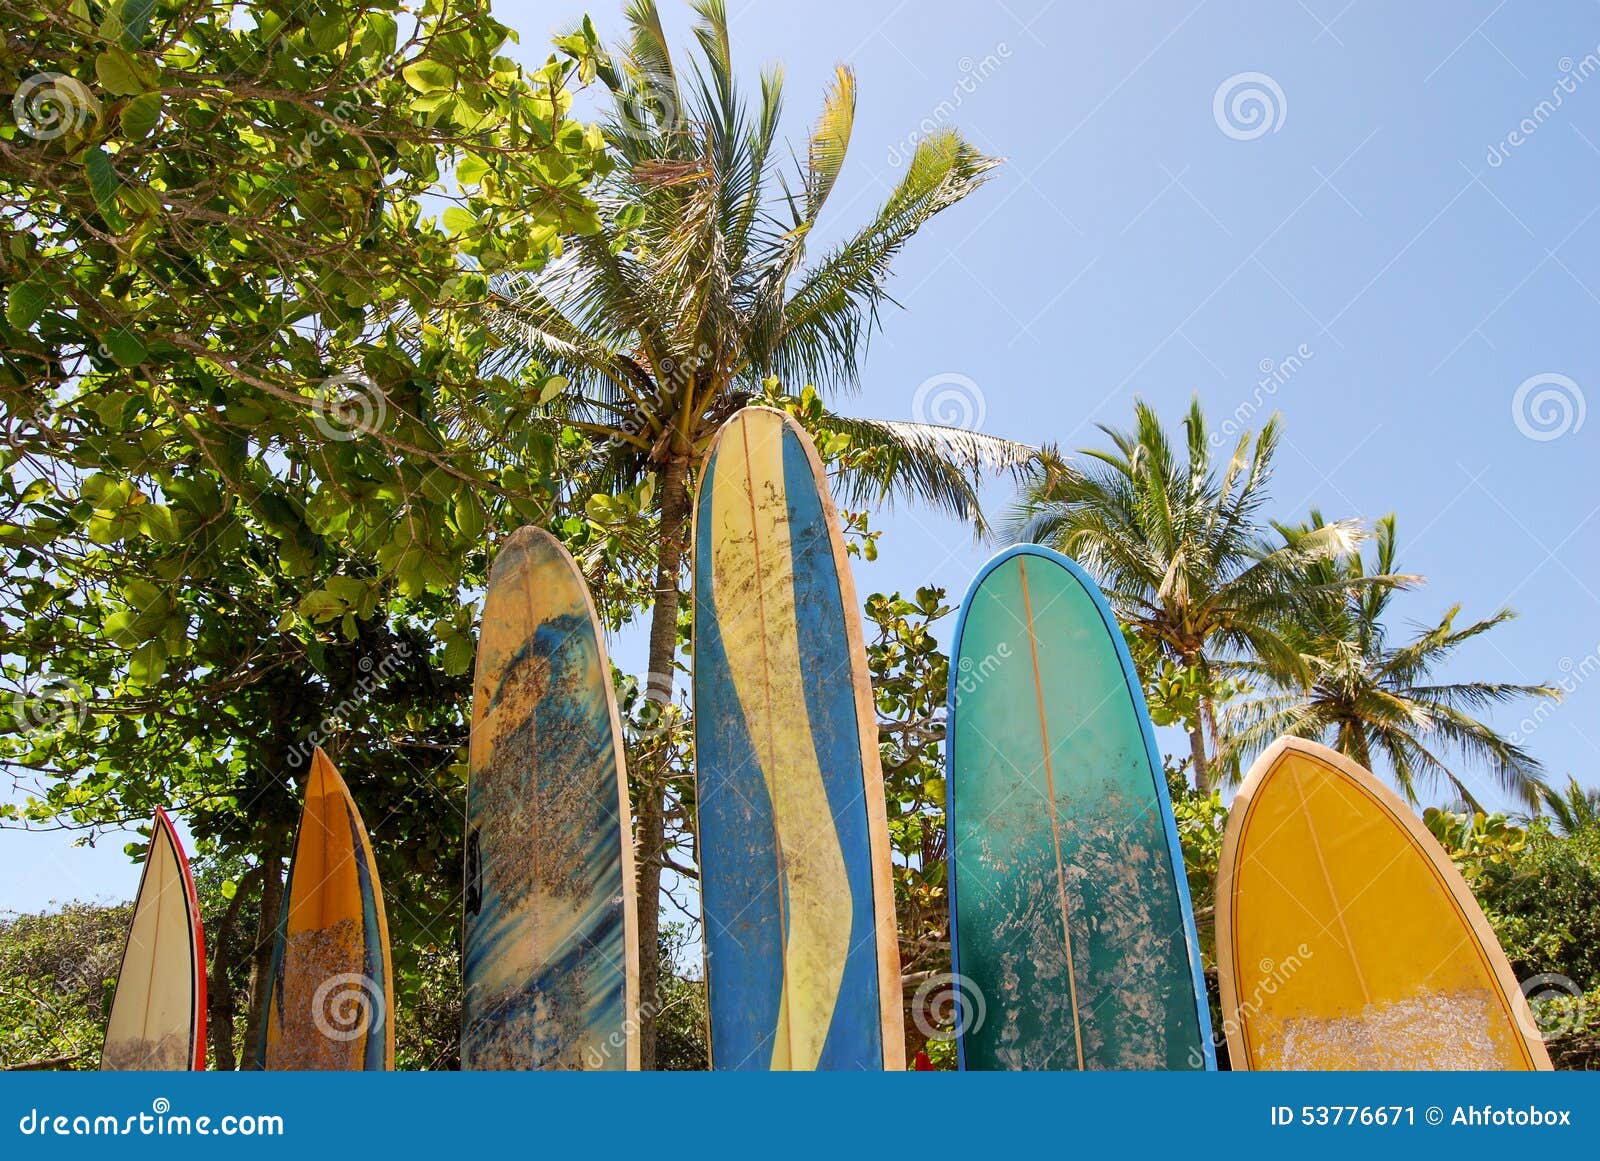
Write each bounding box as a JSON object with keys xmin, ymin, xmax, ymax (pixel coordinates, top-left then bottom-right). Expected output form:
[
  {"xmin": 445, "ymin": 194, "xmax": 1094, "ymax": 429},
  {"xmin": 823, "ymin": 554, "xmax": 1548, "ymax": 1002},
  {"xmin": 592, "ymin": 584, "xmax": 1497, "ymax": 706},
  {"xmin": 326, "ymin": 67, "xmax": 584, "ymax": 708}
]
[
  {"xmin": 260, "ymin": 747, "xmax": 394, "ymax": 1070},
  {"xmin": 101, "ymin": 808, "xmax": 206, "ymax": 1070},
  {"xmin": 1216, "ymin": 736, "xmax": 1552, "ymax": 1070},
  {"xmin": 693, "ymin": 406, "xmax": 905, "ymax": 1071},
  {"xmin": 462, "ymin": 525, "xmax": 639, "ymax": 1070},
  {"xmin": 946, "ymin": 545, "xmax": 1213, "ymax": 1070}
]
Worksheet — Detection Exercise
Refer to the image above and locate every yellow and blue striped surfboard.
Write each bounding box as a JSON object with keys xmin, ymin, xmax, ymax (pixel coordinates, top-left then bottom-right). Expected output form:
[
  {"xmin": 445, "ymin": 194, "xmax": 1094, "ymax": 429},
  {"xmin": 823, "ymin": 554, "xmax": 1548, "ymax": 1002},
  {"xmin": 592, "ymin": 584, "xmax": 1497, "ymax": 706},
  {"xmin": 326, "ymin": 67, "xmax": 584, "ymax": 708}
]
[{"xmin": 693, "ymin": 407, "xmax": 904, "ymax": 1070}]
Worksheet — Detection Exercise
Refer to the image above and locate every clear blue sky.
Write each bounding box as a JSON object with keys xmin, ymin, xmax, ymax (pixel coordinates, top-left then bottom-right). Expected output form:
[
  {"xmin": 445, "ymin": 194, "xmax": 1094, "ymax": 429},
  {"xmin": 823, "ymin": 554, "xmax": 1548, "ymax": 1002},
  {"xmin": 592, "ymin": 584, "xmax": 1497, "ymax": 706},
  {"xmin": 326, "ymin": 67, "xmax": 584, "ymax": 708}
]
[{"xmin": 5, "ymin": 0, "xmax": 1598, "ymax": 912}]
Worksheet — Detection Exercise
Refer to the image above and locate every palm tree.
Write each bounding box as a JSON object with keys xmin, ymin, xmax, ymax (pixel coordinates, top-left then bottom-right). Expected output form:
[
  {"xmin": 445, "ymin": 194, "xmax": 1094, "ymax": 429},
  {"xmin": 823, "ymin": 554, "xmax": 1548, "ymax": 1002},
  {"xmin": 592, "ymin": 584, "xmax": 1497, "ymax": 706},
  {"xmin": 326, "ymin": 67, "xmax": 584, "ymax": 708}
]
[
  {"xmin": 1007, "ymin": 397, "xmax": 1365, "ymax": 792},
  {"xmin": 1539, "ymin": 775, "xmax": 1600, "ymax": 835},
  {"xmin": 1221, "ymin": 514, "xmax": 1560, "ymax": 809},
  {"xmin": 487, "ymin": 0, "xmax": 1032, "ymax": 1064}
]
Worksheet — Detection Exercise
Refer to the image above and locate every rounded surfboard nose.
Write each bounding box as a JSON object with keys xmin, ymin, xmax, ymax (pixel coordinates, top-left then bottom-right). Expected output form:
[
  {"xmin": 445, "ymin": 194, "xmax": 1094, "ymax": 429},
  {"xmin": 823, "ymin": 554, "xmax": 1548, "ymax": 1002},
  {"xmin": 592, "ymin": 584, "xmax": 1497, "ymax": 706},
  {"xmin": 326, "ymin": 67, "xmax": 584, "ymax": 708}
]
[
  {"xmin": 261, "ymin": 748, "xmax": 394, "ymax": 1070},
  {"xmin": 1217, "ymin": 736, "xmax": 1552, "ymax": 1070},
  {"xmin": 101, "ymin": 808, "xmax": 207, "ymax": 1071},
  {"xmin": 462, "ymin": 525, "xmax": 639, "ymax": 1070},
  {"xmin": 693, "ymin": 407, "xmax": 904, "ymax": 1071},
  {"xmin": 946, "ymin": 545, "xmax": 1213, "ymax": 1071}
]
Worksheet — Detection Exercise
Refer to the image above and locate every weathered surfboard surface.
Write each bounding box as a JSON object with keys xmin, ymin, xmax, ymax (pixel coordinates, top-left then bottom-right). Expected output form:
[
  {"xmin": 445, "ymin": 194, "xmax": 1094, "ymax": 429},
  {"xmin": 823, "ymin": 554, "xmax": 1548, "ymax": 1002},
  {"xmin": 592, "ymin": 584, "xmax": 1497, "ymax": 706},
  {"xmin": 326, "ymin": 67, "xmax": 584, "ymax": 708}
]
[
  {"xmin": 1217, "ymin": 737, "xmax": 1551, "ymax": 1071},
  {"xmin": 947, "ymin": 546, "xmax": 1213, "ymax": 1070},
  {"xmin": 462, "ymin": 525, "xmax": 639, "ymax": 1070},
  {"xmin": 693, "ymin": 407, "xmax": 904, "ymax": 1071},
  {"xmin": 260, "ymin": 748, "xmax": 394, "ymax": 1070},
  {"xmin": 101, "ymin": 809, "xmax": 206, "ymax": 1070}
]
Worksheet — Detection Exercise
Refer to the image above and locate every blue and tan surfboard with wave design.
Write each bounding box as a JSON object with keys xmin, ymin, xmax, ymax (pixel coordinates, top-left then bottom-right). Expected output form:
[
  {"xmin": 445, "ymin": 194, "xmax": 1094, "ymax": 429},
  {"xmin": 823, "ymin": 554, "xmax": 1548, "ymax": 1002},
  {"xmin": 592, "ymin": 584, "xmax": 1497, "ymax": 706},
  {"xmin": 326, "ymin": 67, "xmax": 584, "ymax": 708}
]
[
  {"xmin": 693, "ymin": 407, "xmax": 904, "ymax": 1071},
  {"xmin": 462, "ymin": 526, "xmax": 639, "ymax": 1070}
]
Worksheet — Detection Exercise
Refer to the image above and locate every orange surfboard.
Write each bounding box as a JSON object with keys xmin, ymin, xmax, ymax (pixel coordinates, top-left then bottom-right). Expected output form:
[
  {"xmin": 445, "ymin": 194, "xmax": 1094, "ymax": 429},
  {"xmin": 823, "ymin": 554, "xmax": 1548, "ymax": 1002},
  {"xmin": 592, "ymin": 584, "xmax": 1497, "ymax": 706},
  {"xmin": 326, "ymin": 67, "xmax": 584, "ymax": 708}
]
[
  {"xmin": 101, "ymin": 809, "xmax": 206, "ymax": 1070},
  {"xmin": 1217, "ymin": 737, "xmax": 1551, "ymax": 1070},
  {"xmin": 259, "ymin": 748, "xmax": 394, "ymax": 1069}
]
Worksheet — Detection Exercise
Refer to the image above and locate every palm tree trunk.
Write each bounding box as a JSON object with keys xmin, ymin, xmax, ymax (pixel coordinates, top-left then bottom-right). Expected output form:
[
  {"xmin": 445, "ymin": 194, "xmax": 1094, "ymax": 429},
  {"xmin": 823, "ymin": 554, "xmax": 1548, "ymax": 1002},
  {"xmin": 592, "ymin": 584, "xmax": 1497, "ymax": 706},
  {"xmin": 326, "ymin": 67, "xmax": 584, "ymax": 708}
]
[
  {"xmin": 1189, "ymin": 724, "xmax": 1212, "ymax": 794},
  {"xmin": 1183, "ymin": 651, "xmax": 1213, "ymax": 793},
  {"xmin": 636, "ymin": 452, "xmax": 692, "ymax": 1069}
]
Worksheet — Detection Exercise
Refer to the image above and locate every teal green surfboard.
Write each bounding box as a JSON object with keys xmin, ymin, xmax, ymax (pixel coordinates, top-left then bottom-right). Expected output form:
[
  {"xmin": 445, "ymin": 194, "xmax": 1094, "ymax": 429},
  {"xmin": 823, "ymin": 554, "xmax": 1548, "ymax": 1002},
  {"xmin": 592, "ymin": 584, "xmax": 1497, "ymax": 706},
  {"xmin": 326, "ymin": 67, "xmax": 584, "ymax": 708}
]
[{"xmin": 946, "ymin": 545, "xmax": 1214, "ymax": 1070}]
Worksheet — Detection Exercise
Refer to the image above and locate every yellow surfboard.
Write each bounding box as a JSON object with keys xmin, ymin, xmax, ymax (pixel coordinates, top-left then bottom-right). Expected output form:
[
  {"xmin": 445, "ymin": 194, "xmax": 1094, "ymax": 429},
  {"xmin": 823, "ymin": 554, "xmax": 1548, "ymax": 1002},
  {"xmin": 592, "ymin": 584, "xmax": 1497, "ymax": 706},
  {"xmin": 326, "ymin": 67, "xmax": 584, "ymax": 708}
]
[
  {"xmin": 101, "ymin": 809, "xmax": 206, "ymax": 1070},
  {"xmin": 1217, "ymin": 737, "xmax": 1550, "ymax": 1070},
  {"xmin": 260, "ymin": 747, "xmax": 395, "ymax": 1070}
]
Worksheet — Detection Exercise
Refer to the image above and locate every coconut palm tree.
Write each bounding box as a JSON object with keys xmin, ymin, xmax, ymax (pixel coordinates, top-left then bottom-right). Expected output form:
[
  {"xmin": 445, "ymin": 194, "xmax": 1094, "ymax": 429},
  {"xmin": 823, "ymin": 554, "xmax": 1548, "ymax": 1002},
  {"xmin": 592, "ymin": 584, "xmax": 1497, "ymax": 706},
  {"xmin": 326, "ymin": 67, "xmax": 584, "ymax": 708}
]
[
  {"xmin": 1006, "ymin": 397, "xmax": 1365, "ymax": 792},
  {"xmin": 1221, "ymin": 514, "xmax": 1560, "ymax": 809},
  {"xmin": 486, "ymin": 0, "xmax": 1033, "ymax": 1064},
  {"xmin": 1538, "ymin": 776, "xmax": 1600, "ymax": 835}
]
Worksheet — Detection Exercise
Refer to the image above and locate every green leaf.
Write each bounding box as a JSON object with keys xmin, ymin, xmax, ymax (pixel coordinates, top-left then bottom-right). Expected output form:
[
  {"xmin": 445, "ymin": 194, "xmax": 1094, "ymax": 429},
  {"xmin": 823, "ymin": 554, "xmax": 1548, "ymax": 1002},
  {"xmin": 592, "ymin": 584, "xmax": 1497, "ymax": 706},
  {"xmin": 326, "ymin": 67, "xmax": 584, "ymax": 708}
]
[
  {"xmin": 95, "ymin": 48, "xmax": 152, "ymax": 96},
  {"xmin": 86, "ymin": 147, "xmax": 121, "ymax": 213},
  {"xmin": 297, "ymin": 589, "xmax": 345, "ymax": 622},
  {"xmin": 220, "ymin": 879, "xmax": 238, "ymax": 901},
  {"xmin": 128, "ymin": 639, "xmax": 166, "ymax": 686},
  {"xmin": 119, "ymin": 92, "xmax": 161, "ymax": 138},
  {"xmin": 402, "ymin": 61, "xmax": 456, "ymax": 93},
  {"xmin": 536, "ymin": 374, "xmax": 569, "ymax": 405},
  {"xmin": 119, "ymin": 0, "xmax": 155, "ymax": 46},
  {"xmin": 441, "ymin": 206, "xmax": 476, "ymax": 235},
  {"xmin": 6, "ymin": 283, "xmax": 47, "ymax": 331},
  {"xmin": 100, "ymin": 330, "xmax": 147, "ymax": 368}
]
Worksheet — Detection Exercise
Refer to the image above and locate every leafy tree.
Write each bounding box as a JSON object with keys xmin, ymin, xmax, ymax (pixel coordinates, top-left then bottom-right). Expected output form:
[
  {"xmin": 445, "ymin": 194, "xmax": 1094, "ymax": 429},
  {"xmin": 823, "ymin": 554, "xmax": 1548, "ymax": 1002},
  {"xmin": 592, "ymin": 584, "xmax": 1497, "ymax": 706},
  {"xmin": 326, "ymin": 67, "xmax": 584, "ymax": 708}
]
[
  {"xmin": 487, "ymin": 0, "xmax": 1027, "ymax": 1062},
  {"xmin": 0, "ymin": 0, "xmax": 623, "ymax": 1063},
  {"xmin": 1224, "ymin": 514, "xmax": 1558, "ymax": 808},
  {"xmin": 864, "ymin": 585, "xmax": 952, "ymax": 1064},
  {"xmin": 1429, "ymin": 808, "xmax": 1600, "ymax": 1069},
  {"xmin": 1007, "ymin": 398, "xmax": 1368, "ymax": 791},
  {"xmin": 0, "ymin": 899, "xmax": 129, "ymax": 1069}
]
